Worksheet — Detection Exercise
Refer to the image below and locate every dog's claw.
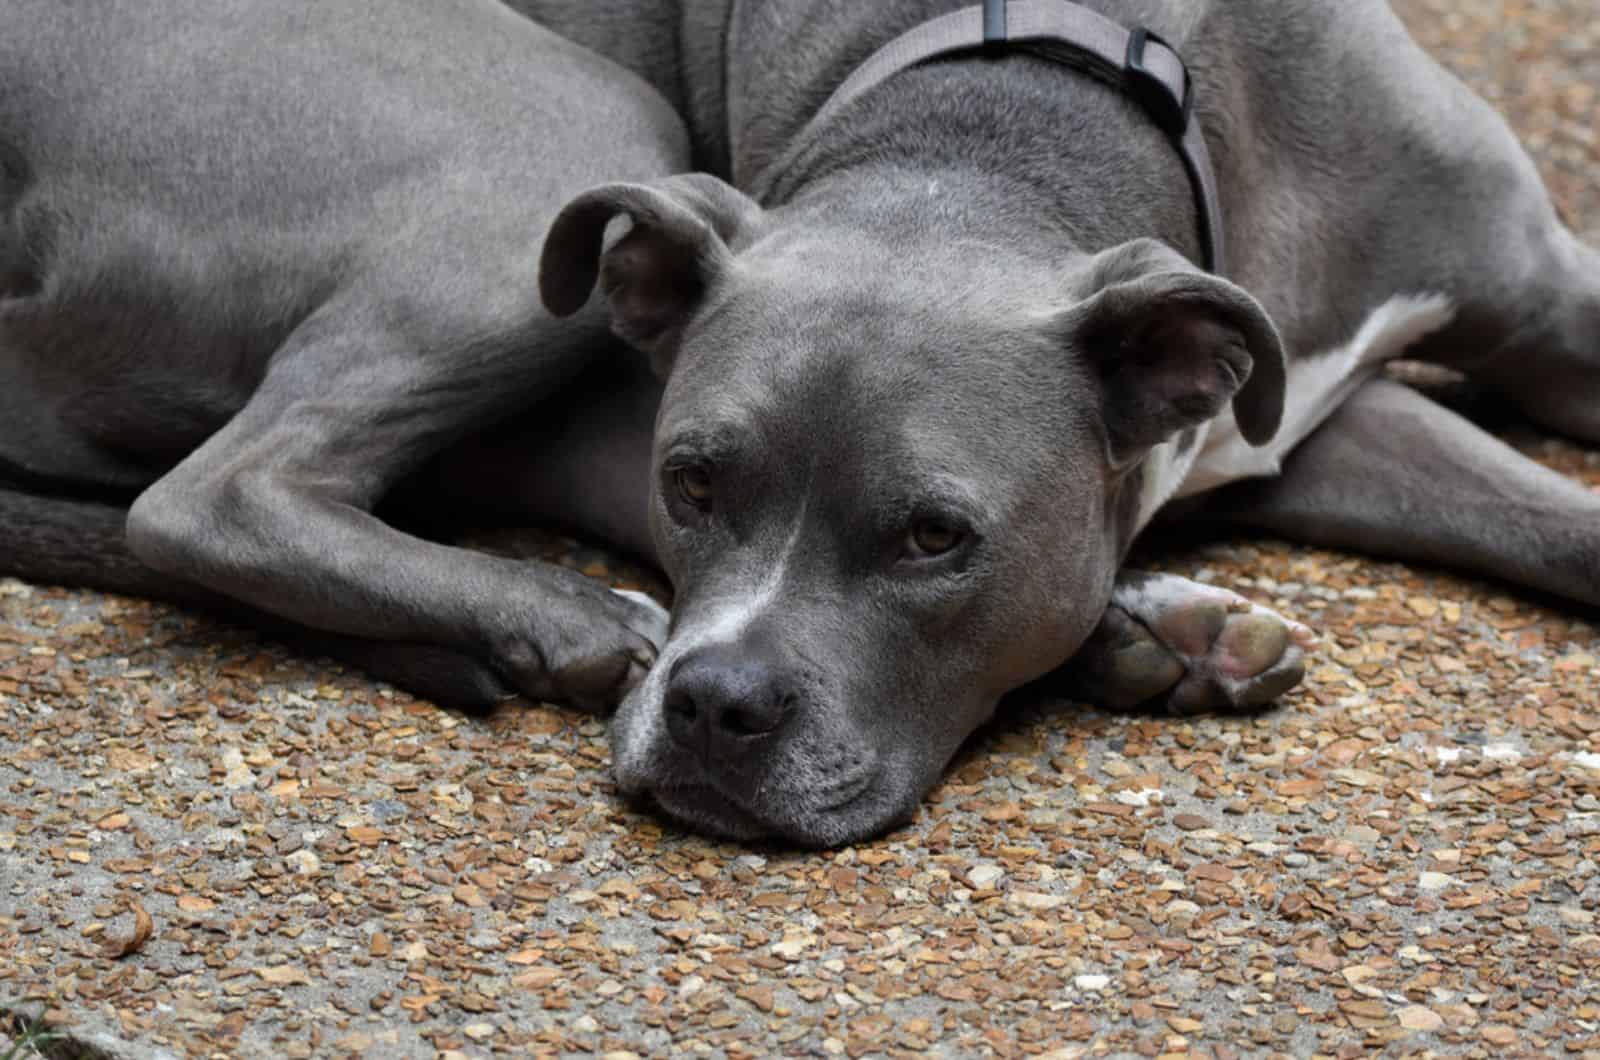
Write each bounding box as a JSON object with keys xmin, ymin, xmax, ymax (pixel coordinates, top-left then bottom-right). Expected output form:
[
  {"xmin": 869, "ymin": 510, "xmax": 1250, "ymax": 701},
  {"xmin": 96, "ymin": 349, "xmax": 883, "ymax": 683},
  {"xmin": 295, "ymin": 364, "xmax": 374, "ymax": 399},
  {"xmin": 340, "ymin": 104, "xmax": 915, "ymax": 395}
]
[{"xmin": 1066, "ymin": 574, "xmax": 1312, "ymax": 715}]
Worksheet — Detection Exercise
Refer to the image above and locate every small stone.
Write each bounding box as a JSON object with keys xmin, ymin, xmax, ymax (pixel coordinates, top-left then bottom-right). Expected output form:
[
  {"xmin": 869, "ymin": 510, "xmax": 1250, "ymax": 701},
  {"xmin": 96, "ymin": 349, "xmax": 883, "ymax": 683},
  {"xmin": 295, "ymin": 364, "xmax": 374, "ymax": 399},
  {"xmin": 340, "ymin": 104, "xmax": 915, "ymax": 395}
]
[
  {"xmin": 462, "ymin": 1023, "xmax": 494, "ymax": 1042},
  {"xmin": 1419, "ymin": 872, "xmax": 1457, "ymax": 891},
  {"xmin": 1398, "ymin": 1006, "xmax": 1445, "ymax": 1032},
  {"xmin": 220, "ymin": 748, "xmax": 256, "ymax": 789},
  {"xmin": 772, "ymin": 933, "xmax": 815, "ymax": 960},
  {"xmin": 1481, "ymin": 1026, "xmax": 1517, "ymax": 1048},
  {"xmin": 1010, "ymin": 891, "xmax": 1067, "ymax": 911},
  {"xmin": 1283, "ymin": 853, "xmax": 1311, "ymax": 868},
  {"xmin": 966, "ymin": 863, "xmax": 1004, "ymax": 890},
  {"xmin": 286, "ymin": 850, "xmax": 320, "ymax": 875},
  {"xmin": 1075, "ymin": 975, "xmax": 1111, "ymax": 992},
  {"xmin": 1406, "ymin": 596, "xmax": 1438, "ymax": 618},
  {"xmin": 1558, "ymin": 905, "xmax": 1595, "ymax": 927}
]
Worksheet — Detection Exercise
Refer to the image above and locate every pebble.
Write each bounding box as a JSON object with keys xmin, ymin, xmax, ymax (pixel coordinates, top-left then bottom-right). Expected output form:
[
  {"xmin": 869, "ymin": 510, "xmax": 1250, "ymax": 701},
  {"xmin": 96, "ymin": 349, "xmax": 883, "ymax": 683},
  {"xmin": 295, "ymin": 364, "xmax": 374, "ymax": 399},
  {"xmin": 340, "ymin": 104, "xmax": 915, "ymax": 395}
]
[
  {"xmin": 285, "ymin": 850, "xmax": 320, "ymax": 876},
  {"xmin": 1398, "ymin": 1006, "xmax": 1445, "ymax": 1032},
  {"xmin": 1558, "ymin": 905, "xmax": 1595, "ymax": 927}
]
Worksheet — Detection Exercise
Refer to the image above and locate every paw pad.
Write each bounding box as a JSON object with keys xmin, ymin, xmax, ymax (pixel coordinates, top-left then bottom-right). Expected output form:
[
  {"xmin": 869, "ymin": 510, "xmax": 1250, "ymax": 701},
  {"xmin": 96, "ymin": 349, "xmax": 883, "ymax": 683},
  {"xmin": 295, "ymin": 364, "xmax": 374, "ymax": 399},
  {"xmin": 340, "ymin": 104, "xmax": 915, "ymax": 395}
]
[{"xmin": 1074, "ymin": 580, "xmax": 1311, "ymax": 715}]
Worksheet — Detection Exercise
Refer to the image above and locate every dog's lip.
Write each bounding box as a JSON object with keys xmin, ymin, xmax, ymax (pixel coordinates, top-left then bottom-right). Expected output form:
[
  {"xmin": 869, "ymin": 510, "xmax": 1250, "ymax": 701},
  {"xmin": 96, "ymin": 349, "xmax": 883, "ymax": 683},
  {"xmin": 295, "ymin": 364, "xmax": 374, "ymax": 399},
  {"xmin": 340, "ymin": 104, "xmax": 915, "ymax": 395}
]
[
  {"xmin": 637, "ymin": 781, "xmax": 771, "ymax": 841},
  {"xmin": 635, "ymin": 765, "xmax": 880, "ymax": 843},
  {"xmin": 810, "ymin": 770, "xmax": 875, "ymax": 813}
]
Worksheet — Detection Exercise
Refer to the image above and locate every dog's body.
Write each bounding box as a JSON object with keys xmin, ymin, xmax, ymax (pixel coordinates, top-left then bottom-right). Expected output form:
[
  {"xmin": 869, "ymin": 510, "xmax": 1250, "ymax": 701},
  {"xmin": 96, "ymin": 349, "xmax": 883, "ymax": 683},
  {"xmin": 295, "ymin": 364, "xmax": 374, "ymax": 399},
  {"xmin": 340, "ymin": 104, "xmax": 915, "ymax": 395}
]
[
  {"xmin": 1, "ymin": 0, "xmax": 696, "ymax": 707},
  {"xmin": 4, "ymin": 0, "xmax": 1598, "ymax": 843}
]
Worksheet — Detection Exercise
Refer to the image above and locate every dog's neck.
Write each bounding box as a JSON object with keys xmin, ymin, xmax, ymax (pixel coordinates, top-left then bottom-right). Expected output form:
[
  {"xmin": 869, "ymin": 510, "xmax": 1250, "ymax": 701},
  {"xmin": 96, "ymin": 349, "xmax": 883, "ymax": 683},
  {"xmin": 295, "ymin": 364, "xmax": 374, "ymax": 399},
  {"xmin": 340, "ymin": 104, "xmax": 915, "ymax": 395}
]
[{"xmin": 753, "ymin": 55, "xmax": 1207, "ymax": 270}]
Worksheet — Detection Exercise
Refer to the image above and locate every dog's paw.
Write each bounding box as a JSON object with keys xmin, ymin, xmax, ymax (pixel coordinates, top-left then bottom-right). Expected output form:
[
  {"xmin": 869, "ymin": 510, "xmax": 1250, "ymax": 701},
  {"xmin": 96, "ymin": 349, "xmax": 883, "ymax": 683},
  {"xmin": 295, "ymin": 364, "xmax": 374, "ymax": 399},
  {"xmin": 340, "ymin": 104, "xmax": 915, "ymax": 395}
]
[
  {"xmin": 1068, "ymin": 573, "xmax": 1314, "ymax": 715},
  {"xmin": 490, "ymin": 573, "xmax": 668, "ymax": 714}
]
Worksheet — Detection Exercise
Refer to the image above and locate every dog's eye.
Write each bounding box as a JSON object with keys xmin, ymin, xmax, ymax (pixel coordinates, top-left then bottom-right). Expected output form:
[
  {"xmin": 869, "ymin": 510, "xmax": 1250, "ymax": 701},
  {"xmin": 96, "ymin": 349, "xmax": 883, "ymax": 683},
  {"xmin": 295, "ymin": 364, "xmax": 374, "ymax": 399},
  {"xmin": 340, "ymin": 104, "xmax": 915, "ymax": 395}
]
[
  {"xmin": 673, "ymin": 465, "xmax": 714, "ymax": 509},
  {"xmin": 906, "ymin": 518, "xmax": 965, "ymax": 558}
]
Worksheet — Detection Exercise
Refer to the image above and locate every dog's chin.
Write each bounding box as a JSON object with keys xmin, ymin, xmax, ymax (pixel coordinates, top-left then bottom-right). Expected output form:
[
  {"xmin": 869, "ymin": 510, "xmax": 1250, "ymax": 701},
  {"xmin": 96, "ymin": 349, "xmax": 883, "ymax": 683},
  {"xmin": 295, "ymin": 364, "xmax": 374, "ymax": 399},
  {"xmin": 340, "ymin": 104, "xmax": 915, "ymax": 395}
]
[{"xmin": 631, "ymin": 773, "xmax": 911, "ymax": 848}]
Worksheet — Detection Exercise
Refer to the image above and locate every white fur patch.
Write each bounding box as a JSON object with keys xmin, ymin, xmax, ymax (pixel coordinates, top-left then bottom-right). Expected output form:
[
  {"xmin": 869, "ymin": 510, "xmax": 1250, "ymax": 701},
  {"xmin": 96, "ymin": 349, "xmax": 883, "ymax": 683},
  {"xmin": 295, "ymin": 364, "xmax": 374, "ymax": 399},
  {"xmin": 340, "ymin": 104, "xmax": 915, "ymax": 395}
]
[
  {"xmin": 610, "ymin": 588, "xmax": 671, "ymax": 630},
  {"xmin": 1135, "ymin": 434, "xmax": 1197, "ymax": 536},
  {"xmin": 1134, "ymin": 293, "xmax": 1458, "ymax": 529},
  {"xmin": 608, "ymin": 507, "xmax": 808, "ymax": 777}
]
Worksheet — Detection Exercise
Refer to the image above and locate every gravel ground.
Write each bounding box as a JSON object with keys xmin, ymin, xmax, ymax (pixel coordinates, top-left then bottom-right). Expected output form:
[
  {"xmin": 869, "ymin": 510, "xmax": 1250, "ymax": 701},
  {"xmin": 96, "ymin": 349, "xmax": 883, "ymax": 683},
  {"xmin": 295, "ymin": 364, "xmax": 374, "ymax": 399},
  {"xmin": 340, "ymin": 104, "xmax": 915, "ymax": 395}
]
[{"xmin": 5, "ymin": 2, "xmax": 1600, "ymax": 1057}]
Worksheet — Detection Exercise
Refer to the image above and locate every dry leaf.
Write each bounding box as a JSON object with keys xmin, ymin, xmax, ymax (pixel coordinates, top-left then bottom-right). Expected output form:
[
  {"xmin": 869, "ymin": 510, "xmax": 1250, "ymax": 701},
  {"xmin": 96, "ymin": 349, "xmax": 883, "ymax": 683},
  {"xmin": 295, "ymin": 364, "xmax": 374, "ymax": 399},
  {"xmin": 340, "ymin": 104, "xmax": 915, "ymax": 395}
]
[{"xmin": 100, "ymin": 901, "xmax": 154, "ymax": 959}]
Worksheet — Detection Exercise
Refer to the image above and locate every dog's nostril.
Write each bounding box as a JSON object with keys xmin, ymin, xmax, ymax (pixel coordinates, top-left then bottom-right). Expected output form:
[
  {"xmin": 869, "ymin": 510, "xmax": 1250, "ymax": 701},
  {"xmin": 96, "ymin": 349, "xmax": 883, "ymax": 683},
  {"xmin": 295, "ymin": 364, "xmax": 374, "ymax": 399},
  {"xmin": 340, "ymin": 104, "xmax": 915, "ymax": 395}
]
[
  {"xmin": 719, "ymin": 706, "xmax": 768, "ymax": 737},
  {"xmin": 665, "ymin": 687, "xmax": 697, "ymax": 722},
  {"xmin": 715, "ymin": 697, "xmax": 787, "ymax": 738}
]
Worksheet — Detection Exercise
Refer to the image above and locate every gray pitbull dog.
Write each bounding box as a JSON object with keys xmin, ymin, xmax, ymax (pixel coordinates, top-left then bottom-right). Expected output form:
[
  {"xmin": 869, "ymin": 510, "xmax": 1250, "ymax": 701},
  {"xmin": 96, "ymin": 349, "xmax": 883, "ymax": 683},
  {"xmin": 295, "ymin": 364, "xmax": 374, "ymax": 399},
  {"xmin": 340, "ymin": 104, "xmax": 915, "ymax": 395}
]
[
  {"xmin": 0, "ymin": 0, "xmax": 1295, "ymax": 832},
  {"xmin": 2, "ymin": 0, "xmax": 1596, "ymax": 847},
  {"xmin": 520, "ymin": 0, "xmax": 1600, "ymax": 843}
]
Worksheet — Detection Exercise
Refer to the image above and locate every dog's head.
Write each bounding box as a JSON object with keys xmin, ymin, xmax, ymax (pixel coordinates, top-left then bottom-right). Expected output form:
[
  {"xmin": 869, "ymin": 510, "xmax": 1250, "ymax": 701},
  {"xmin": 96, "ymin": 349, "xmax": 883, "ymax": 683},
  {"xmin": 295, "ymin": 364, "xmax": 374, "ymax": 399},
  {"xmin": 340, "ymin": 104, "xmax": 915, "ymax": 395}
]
[{"xmin": 540, "ymin": 174, "xmax": 1283, "ymax": 846}]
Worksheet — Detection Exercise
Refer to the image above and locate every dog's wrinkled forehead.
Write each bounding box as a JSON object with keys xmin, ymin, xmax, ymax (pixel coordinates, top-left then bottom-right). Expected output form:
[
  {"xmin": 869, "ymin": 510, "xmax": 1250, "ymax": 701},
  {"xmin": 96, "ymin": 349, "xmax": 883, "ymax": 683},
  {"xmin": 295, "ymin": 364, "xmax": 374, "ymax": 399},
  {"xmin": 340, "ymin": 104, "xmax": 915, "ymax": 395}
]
[{"xmin": 657, "ymin": 237, "xmax": 1085, "ymax": 467}]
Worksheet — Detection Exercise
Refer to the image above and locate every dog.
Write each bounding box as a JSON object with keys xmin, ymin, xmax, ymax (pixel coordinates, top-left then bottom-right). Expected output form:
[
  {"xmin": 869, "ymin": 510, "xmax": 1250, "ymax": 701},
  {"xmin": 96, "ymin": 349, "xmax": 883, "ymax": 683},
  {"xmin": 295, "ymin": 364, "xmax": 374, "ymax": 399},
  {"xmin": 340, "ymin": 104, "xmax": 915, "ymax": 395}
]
[
  {"xmin": 520, "ymin": 0, "xmax": 1600, "ymax": 843},
  {"xmin": 4, "ymin": 0, "xmax": 1595, "ymax": 846}
]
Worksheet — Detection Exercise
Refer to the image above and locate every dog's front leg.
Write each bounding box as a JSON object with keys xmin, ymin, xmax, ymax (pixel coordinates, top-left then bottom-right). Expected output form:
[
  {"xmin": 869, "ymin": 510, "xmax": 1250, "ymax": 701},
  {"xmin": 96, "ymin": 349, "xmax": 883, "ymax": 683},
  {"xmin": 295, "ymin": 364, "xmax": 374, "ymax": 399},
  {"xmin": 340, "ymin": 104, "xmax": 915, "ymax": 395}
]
[
  {"xmin": 1059, "ymin": 572, "xmax": 1314, "ymax": 715},
  {"xmin": 124, "ymin": 317, "xmax": 668, "ymax": 714}
]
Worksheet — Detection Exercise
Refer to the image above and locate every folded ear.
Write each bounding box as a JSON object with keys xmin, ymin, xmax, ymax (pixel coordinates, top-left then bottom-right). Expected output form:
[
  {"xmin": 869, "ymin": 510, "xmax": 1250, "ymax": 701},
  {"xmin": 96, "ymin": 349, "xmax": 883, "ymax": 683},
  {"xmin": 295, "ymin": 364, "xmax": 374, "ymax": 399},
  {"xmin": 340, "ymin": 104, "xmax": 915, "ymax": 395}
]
[
  {"xmin": 1069, "ymin": 240, "xmax": 1286, "ymax": 465},
  {"xmin": 539, "ymin": 174, "xmax": 764, "ymax": 370}
]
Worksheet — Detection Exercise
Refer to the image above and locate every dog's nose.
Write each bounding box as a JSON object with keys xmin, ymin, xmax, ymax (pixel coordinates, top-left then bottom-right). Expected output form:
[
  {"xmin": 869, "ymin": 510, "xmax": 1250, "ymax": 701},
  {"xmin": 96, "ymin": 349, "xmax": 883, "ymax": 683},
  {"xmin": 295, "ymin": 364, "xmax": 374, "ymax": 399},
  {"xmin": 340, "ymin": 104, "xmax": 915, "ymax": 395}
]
[{"xmin": 664, "ymin": 643, "xmax": 793, "ymax": 758}]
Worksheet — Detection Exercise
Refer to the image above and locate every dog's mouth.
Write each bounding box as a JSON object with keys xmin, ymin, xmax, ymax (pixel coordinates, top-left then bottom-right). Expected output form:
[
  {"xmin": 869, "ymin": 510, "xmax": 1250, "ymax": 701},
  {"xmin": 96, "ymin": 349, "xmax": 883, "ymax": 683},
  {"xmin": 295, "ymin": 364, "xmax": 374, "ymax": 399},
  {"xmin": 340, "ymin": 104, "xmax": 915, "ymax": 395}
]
[
  {"xmin": 605, "ymin": 649, "xmax": 908, "ymax": 844},
  {"xmin": 618, "ymin": 763, "xmax": 884, "ymax": 847}
]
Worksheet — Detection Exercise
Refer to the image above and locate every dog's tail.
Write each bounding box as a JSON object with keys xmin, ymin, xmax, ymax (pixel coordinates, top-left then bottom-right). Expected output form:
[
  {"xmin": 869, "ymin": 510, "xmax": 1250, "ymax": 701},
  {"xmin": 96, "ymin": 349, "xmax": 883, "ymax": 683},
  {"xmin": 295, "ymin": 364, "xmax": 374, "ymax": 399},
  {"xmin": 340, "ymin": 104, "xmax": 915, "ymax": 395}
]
[
  {"xmin": 0, "ymin": 482, "xmax": 200, "ymax": 603},
  {"xmin": 0, "ymin": 481, "xmax": 513, "ymax": 708}
]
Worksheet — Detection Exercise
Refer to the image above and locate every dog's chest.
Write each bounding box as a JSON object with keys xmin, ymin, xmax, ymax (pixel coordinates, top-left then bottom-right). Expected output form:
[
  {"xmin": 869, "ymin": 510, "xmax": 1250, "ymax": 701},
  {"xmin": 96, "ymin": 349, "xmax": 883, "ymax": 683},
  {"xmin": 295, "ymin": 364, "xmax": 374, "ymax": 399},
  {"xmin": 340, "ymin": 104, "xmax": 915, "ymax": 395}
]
[{"xmin": 1134, "ymin": 293, "xmax": 1459, "ymax": 530}]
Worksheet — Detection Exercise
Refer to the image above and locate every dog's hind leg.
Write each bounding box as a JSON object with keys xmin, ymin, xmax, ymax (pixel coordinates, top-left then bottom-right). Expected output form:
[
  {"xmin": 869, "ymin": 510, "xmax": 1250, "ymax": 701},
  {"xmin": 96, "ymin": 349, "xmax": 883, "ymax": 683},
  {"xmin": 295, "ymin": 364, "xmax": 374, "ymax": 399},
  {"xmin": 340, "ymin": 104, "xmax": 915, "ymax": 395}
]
[
  {"xmin": 1347, "ymin": 41, "xmax": 1600, "ymax": 444},
  {"xmin": 1174, "ymin": 377, "xmax": 1600, "ymax": 608},
  {"xmin": 0, "ymin": 483, "xmax": 520, "ymax": 709},
  {"xmin": 1464, "ymin": 229, "xmax": 1600, "ymax": 445}
]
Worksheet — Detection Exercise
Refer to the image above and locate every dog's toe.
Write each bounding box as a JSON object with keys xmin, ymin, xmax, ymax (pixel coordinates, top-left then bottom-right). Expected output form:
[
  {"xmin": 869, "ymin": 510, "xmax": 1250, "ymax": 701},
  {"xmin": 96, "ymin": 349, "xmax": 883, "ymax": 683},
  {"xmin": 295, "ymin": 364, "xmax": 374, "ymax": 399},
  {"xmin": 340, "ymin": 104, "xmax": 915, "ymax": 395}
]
[
  {"xmin": 1156, "ymin": 599, "xmax": 1308, "ymax": 716},
  {"xmin": 1074, "ymin": 578, "xmax": 1312, "ymax": 716}
]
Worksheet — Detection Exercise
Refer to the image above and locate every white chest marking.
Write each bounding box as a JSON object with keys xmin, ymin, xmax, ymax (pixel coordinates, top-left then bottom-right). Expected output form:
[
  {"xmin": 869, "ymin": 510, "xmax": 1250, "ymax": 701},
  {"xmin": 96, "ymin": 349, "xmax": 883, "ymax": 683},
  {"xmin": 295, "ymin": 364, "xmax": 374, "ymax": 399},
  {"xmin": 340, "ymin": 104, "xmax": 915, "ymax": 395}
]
[{"xmin": 1133, "ymin": 293, "xmax": 1458, "ymax": 531}]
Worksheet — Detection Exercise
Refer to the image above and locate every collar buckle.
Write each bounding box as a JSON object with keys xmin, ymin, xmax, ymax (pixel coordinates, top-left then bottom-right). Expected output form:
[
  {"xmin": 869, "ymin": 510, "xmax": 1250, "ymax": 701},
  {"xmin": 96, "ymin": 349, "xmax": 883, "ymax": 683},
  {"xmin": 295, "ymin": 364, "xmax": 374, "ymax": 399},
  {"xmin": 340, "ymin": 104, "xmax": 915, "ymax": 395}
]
[{"xmin": 1124, "ymin": 27, "xmax": 1193, "ymax": 138}]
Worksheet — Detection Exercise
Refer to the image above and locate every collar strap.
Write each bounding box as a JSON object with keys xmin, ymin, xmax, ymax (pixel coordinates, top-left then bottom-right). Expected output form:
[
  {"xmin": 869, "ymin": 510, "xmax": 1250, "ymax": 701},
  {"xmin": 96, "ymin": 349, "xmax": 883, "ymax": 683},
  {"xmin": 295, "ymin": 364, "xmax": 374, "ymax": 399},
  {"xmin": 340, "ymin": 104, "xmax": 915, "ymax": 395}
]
[{"xmin": 799, "ymin": 0, "xmax": 1227, "ymax": 274}]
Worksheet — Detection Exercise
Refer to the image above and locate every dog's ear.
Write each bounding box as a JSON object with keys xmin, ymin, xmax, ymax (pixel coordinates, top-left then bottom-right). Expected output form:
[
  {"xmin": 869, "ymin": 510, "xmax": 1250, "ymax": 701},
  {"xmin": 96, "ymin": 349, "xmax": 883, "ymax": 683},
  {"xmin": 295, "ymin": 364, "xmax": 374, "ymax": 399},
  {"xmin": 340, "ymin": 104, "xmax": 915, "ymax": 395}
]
[
  {"xmin": 1066, "ymin": 239, "xmax": 1286, "ymax": 465},
  {"xmin": 540, "ymin": 174, "xmax": 764, "ymax": 367}
]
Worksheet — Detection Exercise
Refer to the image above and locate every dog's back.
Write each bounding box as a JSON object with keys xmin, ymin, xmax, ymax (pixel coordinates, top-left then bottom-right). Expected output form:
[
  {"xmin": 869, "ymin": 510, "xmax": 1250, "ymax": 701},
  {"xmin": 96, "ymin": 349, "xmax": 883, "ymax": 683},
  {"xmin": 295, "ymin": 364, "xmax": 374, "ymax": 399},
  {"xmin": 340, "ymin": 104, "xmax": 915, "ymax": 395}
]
[{"xmin": 0, "ymin": 0, "xmax": 685, "ymax": 494}]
